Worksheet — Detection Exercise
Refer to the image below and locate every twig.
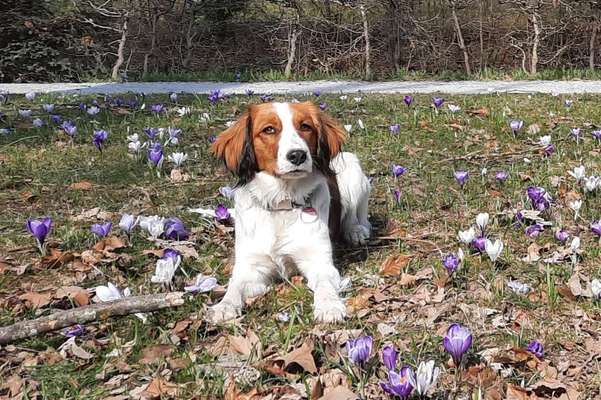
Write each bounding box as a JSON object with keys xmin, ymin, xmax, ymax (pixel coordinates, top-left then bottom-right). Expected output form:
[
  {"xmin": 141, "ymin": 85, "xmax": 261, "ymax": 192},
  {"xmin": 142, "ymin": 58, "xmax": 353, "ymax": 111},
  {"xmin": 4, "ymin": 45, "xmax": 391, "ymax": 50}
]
[
  {"xmin": 0, "ymin": 292, "xmax": 185, "ymax": 345},
  {"xmin": 1, "ymin": 136, "xmax": 39, "ymax": 148},
  {"xmin": 434, "ymin": 147, "xmax": 539, "ymax": 164}
]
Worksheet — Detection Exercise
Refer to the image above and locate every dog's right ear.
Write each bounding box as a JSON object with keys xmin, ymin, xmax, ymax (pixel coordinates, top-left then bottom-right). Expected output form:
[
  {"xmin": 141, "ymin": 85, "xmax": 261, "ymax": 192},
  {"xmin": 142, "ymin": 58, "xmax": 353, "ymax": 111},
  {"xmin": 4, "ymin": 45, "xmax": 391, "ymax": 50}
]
[{"xmin": 211, "ymin": 111, "xmax": 257, "ymax": 185}]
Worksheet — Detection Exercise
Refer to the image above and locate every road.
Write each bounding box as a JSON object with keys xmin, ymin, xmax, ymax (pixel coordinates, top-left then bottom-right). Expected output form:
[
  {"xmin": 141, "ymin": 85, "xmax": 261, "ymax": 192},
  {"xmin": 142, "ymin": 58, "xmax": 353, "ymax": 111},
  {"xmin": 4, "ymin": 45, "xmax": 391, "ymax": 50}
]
[{"xmin": 3, "ymin": 80, "xmax": 601, "ymax": 95}]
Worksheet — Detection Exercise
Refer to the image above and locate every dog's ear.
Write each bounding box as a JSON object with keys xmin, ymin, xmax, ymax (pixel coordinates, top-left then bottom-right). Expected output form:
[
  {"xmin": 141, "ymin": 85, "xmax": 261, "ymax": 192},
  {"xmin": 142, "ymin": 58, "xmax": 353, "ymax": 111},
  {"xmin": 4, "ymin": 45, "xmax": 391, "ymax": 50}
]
[
  {"xmin": 316, "ymin": 110, "xmax": 347, "ymax": 171},
  {"xmin": 211, "ymin": 111, "xmax": 257, "ymax": 185}
]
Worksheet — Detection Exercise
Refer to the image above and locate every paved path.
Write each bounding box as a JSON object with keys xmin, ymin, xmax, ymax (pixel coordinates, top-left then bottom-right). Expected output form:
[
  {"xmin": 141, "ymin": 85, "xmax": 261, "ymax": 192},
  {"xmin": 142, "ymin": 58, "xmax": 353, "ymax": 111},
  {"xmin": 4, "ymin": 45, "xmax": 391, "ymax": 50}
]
[{"xmin": 4, "ymin": 80, "xmax": 601, "ymax": 95}]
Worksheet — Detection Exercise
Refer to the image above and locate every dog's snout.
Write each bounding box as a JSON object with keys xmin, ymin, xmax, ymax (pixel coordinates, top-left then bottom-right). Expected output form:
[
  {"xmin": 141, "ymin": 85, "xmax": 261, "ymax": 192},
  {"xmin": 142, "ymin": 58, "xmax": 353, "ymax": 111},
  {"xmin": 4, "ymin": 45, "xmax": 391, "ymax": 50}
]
[{"xmin": 286, "ymin": 149, "xmax": 307, "ymax": 166}]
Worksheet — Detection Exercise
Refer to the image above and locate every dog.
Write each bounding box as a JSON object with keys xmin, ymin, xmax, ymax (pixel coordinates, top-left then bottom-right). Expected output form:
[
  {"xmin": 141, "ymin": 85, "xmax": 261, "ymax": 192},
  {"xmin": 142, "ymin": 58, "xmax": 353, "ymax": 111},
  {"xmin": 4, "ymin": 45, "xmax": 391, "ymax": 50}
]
[{"xmin": 209, "ymin": 101, "xmax": 371, "ymax": 323}]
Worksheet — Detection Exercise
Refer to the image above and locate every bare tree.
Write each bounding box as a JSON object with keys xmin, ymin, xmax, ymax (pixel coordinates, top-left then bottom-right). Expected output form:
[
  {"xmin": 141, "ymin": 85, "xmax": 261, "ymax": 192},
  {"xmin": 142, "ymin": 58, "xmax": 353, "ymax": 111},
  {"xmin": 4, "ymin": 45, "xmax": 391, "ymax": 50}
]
[{"xmin": 449, "ymin": 0, "xmax": 472, "ymax": 75}]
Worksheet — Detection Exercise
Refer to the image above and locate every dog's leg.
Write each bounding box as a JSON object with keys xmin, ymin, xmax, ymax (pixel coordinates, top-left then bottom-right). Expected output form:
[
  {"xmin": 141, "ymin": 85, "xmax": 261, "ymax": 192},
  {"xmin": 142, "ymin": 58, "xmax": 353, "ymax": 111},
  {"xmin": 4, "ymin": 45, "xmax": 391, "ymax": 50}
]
[
  {"xmin": 296, "ymin": 258, "xmax": 346, "ymax": 323},
  {"xmin": 208, "ymin": 259, "xmax": 272, "ymax": 323}
]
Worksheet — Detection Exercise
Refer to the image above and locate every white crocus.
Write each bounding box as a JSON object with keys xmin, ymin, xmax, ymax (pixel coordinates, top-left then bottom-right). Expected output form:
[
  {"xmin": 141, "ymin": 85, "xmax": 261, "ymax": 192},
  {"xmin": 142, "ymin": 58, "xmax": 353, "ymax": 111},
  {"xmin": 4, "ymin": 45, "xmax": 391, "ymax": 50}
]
[
  {"xmin": 408, "ymin": 360, "xmax": 440, "ymax": 396},
  {"xmin": 139, "ymin": 215, "xmax": 165, "ymax": 239},
  {"xmin": 353, "ymin": 96, "xmax": 362, "ymax": 103},
  {"xmin": 95, "ymin": 282, "xmax": 131, "ymax": 302},
  {"xmin": 507, "ymin": 280, "xmax": 531, "ymax": 295},
  {"xmin": 18, "ymin": 109, "xmax": 32, "ymax": 118},
  {"xmin": 485, "ymin": 239, "xmax": 504, "ymax": 262},
  {"xmin": 569, "ymin": 200, "xmax": 582, "ymax": 220},
  {"xmin": 128, "ymin": 140, "xmax": 143, "ymax": 153},
  {"xmin": 457, "ymin": 248, "xmax": 464, "ymax": 262},
  {"xmin": 127, "ymin": 133, "xmax": 139, "ymax": 142},
  {"xmin": 591, "ymin": 279, "xmax": 601, "ymax": 299},
  {"xmin": 119, "ymin": 213, "xmax": 139, "ymax": 233},
  {"xmin": 538, "ymin": 135, "xmax": 551, "ymax": 146},
  {"xmin": 339, "ymin": 95, "xmax": 348, "ymax": 101},
  {"xmin": 177, "ymin": 107, "xmax": 191, "ymax": 117},
  {"xmin": 25, "ymin": 92, "xmax": 36, "ymax": 101},
  {"xmin": 584, "ymin": 176, "xmax": 600, "ymax": 192},
  {"xmin": 476, "ymin": 213, "xmax": 489, "ymax": 232},
  {"xmin": 568, "ymin": 165, "xmax": 586, "ymax": 181},
  {"xmin": 168, "ymin": 152, "xmax": 188, "ymax": 167},
  {"xmin": 570, "ymin": 236, "xmax": 580, "ymax": 253},
  {"xmin": 481, "ymin": 167, "xmax": 487, "ymax": 176},
  {"xmin": 458, "ymin": 227, "xmax": 476, "ymax": 244},
  {"xmin": 447, "ymin": 104, "xmax": 461, "ymax": 113},
  {"xmin": 357, "ymin": 119, "xmax": 365, "ymax": 130},
  {"xmin": 151, "ymin": 255, "xmax": 181, "ymax": 284},
  {"xmin": 344, "ymin": 124, "xmax": 352, "ymax": 133}
]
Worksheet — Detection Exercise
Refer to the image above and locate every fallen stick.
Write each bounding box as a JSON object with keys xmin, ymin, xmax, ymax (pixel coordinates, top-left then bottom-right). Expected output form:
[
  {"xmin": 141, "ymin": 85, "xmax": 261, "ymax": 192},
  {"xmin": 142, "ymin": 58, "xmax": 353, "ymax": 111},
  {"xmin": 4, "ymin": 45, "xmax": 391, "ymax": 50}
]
[{"xmin": 0, "ymin": 292, "xmax": 185, "ymax": 345}]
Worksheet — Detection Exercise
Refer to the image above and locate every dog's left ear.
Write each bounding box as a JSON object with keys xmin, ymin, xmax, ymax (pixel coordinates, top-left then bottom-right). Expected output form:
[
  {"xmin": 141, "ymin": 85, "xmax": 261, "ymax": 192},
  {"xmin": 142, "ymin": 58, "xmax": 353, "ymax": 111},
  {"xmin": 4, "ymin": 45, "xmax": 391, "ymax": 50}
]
[{"xmin": 317, "ymin": 109, "xmax": 347, "ymax": 170}]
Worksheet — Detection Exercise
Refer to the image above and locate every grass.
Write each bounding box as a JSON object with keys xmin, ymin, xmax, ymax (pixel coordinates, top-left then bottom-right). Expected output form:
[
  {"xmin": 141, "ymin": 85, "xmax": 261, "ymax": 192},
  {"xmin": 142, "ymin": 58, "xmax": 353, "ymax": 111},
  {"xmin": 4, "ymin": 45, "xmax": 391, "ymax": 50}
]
[{"xmin": 1, "ymin": 91, "xmax": 601, "ymax": 398}]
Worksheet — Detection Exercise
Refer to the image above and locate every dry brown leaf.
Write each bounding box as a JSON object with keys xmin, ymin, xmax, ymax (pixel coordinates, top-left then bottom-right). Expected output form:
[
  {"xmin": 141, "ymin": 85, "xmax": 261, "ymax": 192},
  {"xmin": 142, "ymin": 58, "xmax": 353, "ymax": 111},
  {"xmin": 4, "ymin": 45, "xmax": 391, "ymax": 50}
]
[
  {"xmin": 506, "ymin": 385, "xmax": 531, "ymax": 400},
  {"xmin": 228, "ymin": 330, "xmax": 262, "ymax": 358},
  {"xmin": 317, "ymin": 386, "xmax": 357, "ymax": 400},
  {"xmin": 19, "ymin": 291, "xmax": 53, "ymax": 308},
  {"xmin": 93, "ymin": 236, "xmax": 126, "ymax": 253},
  {"xmin": 467, "ymin": 107, "xmax": 490, "ymax": 117},
  {"xmin": 170, "ymin": 168, "xmax": 190, "ymax": 182},
  {"xmin": 40, "ymin": 248, "xmax": 75, "ymax": 268},
  {"xmin": 139, "ymin": 344, "xmax": 175, "ymax": 364},
  {"xmin": 55, "ymin": 286, "xmax": 90, "ymax": 306},
  {"xmin": 345, "ymin": 288, "xmax": 375, "ymax": 313},
  {"xmin": 399, "ymin": 272, "xmax": 417, "ymax": 286},
  {"xmin": 142, "ymin": 377, "xmax": 179, "ymax": 399},
  {"xmin": 280, "ymin": 340, "xmax": 317, "ymax": 374},
  {"xmin": 523, "ymin": 243, "xmax": 541, "ymax": 263},
  {"xmin": 69, "ymin": 181, "xmax": 93, "ymax": 190},
  {"xmin": 379, "ymin": 254, "xmax": 412, "ymax": 276}
]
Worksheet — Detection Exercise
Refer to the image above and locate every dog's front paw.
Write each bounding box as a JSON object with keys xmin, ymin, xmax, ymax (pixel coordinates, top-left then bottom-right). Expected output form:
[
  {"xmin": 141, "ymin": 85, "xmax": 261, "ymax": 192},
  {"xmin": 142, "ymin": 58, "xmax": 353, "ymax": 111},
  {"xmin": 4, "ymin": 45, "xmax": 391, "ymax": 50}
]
[
  {"xmin": 314, "ymin": 296, "xmax": 347, "ymax": 323},
  {"xmin": 345, "ymin": 224, "xmax": 371, "ymax": 246},
  {"xmin": 208, "ymin": 301, "xmax": 240, "ymax": 324}
]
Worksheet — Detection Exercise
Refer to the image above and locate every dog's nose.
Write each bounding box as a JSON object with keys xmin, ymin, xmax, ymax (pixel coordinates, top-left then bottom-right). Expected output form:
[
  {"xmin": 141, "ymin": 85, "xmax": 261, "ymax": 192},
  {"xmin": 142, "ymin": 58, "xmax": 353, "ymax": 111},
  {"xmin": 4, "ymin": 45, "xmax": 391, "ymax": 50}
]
[{"xmin": 286, "ymin": 149, "xmax": 307, "ymax": 166}]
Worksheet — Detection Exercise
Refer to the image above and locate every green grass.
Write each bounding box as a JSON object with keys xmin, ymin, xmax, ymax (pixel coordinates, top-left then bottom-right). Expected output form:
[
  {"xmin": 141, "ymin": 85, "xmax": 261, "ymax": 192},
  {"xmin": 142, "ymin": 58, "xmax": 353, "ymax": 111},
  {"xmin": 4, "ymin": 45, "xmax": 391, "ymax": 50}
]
[{"xmin": 1, "ymin": 92, "xmax": 601, "ymax": 398}]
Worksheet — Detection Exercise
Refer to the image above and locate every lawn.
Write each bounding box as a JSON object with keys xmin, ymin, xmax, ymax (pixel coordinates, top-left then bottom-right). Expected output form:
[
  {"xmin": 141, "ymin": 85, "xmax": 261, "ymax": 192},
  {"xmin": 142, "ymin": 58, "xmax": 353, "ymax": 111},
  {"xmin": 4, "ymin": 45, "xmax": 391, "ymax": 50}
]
[{"xmin": 0, "ymin": 90, "xmax": 600, "ymax": 399}]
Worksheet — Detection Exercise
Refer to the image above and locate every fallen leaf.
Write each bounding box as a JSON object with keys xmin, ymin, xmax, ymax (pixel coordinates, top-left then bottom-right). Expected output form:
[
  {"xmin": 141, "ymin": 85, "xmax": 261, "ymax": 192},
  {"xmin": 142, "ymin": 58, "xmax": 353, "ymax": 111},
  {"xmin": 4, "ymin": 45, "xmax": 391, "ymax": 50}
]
[
  {"xmin": 142, "ymin": 377, "xmax": 179, "ymax": 399},
  {"xmin": 19, "ymin": 291, "xmax": 52, "ymax": 308},
  {"xmin": 93, "ymin": 236, "xmax": 126, "ymax": 253},
  {"xmin": 69, "ymin": 181, "xmax": 93, "ymax": 190},
  {"xmin": 228, "ymin": 330, "xmax": 262, "ymax": 359},
  {"xmin": 467, "ymin": 107, "xmax": 490, "ymax": 117},
  {"xmin": 379, "ymin": 254, "xmax": 412, "ymax": 276},
  {"xmin": 58, "ymin": 337, "xmax": 94, "ymax": 360},
  {"xmin": 55, "ymin": 286, "xmax": 90, "ymax": 306},
  {"xmin": 522, "ymin": 243, "xmax": 541, "ymax": 263},
  {"xmin": 40, "ymin": 248, "xmax": 75, "ymax": 268},
  {"xmin": 399, "ymin": 272, "xmax": 416, "ymax": 286},
  {"xmin": 139, "ymin": 344, "xmax": 175, "ymax": 364},
  {"xmin": 317, "ymin": 386, "xmax": 357, "ymax": 400},
  {"xmin": 280, "ymin": 340, "xmax": 317, "ymax": 374}
]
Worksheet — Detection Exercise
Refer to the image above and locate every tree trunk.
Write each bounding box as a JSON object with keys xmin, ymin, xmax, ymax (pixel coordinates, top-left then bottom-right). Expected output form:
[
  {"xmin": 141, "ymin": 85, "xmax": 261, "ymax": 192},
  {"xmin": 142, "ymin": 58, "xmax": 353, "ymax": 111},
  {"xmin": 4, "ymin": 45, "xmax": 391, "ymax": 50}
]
[
  {"xmin": 451, "ymin": 5, "xmax": 471, "ymax": 75},
  {"xmin": 359, "ymin": 3, "xmax": 372, "ymax": 80},
  {"xmin": 590, "ymin": 23, "xmax": 598, "ymax": 70},
  {"xmin": 530, "ymin": 11, "xmax": 540, "ymax": 75},
  {"xmin": 284, "ymin": 24, "xmax": 300, "ymax": 79},
  {"xmin": 111, "ymin": 16, "xmax": 128, "ymax": 81}
]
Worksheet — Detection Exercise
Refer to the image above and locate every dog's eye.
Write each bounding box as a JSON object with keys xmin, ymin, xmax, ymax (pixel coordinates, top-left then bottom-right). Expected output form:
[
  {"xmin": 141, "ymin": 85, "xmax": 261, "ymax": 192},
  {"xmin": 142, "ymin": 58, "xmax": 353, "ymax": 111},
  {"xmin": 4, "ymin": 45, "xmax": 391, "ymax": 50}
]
[
  {"xmin": 300, "ymin": 123, "xmax": 312, "ymax": 131},
  {"xmin": 262, "ymin": 126, "xmax": 276, "ymax": 134}
]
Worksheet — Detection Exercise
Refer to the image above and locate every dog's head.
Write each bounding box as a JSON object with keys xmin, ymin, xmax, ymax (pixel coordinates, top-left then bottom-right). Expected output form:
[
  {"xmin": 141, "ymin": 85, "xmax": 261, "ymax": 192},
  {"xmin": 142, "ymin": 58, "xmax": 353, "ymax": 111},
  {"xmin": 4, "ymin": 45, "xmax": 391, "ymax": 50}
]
[{"xmin": 212, "ymin": 102, "xmax": 346, "ymax": 186}]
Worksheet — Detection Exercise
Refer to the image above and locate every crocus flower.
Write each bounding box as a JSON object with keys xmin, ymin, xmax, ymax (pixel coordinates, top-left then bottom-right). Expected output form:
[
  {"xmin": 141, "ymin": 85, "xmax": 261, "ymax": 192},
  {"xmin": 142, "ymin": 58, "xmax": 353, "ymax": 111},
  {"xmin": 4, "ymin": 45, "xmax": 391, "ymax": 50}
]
[
  {"xmin": 208, "ymin": 134, "xmax": 216, "ymax": 143},
  {"xmin": 472, "ymin": 236, "xmax": 486, "ymax": 252},
  {"xmin": 454, "ymin": 170, "xmax": 469, "ymax": 187},
  {"xmin": 151, "ymin": 252, "xmax": 181, "ymax": 284},
  {"xmin": 92, "ymin": 130, "xmax": 108, "ymax": 151},
  {"xmin": 169, "ymin": 92, "xmax": 178, "ymax": 102},
  {"xmin": 526, "ymin": 340, "xmax": 544, "ymax": 358},
  {"xmin": 591, "ymin": 220, "xmax": 601, "ymax": 237},
  {"xmin": 458, "ymin": 227, "xmax": 476, "ymax": 244},
  {"xmin": 176, "ymin": 107, "xmax": 191, "ymax": 117},
  {"xmin": 495, "ymin": 171, "xmax": 508, "ymax": 182},
  {"xmin": 79, "ymin": 102, "xmax": 87, "ymax": 111},
  {"xmin": 571, "ymin": 128, "xmax": 581, "ymax": 138},
  {"xmin": 276, "ymin": 311, "xmax": 290, "ymax": 322},
  {"xmin": 215, "ymin": 204, "xmax": 230, "ymax": 222},
  {"xmin": 318, "ymin": 102, "xmax": 327, "ymax": 111},
  {"xmin": 26, "ymin": 217, "xmax": 52, "ymax": 247},
  {"xmin": 208, "ymin": 90, "xmax": 222, "ymax": 104},
  {"xmin": 389, "ymin": 124, "xmax": 400, "ymax": 135},
  {"xmin": 410, "ymin": 360, "xmax": 440, "ymax": 397},
  {"xmin": 245, "ymin": 89, "xmax": 254, "ymax": 96},
  {"xmin": 18, "ymin": 109, "xmax": 32, "ymax": 118},
  {"xmin": 163, "ymin": 217, "xmax": 189, "ymax": 240},
  {"xmin": 591, "ymin": 279, "xmax": 601, "ymax": 299},
  {"xmin": 219, "ymin": 186, "xmax": 234, "ymax": 199},
  {"xmin": 584, "ymin": 176, "xmax": 601, "ymax": 192},
  {"xmin": 527, "ymin": 186, "xmax": 552, "ymax": 211},
  {"xmin": 592, "ymin": 130, "xmax": 601, "ymax": 141},
  {"xmin": 42, "ymin": 104, "xmax": 54, "ymax": 113},
  {"xmin": 51, "ymin": 114, "xmax": 62, "ymax": 124},
  {"xmin": 476, "ymin": 212, "xmax": 489, "ymax": 233},
  {"xmin": 61, "ymin": 120, "xmax": 77, "ymax": 137},
  {"xmin": 392, "ymin": 189, "xmax": 401, "ymax": 204},
  {"xmin": 91, "ymin": 222, "xmax": 112, "ymax": 238},
  {"xmin": 554, "ymin": 229, "xmax": 569, "ymax": 242},
  {"xmin": 509, "ymin": 120, "xmax": 524, "ymax": 135},
  {"xmin": 544, "ymin": 144, "xmax": 555, "ymax": 156},
  {"xmin": 568, "ymin": 165, "xmax": 586, "ymax": 181},
  {"xmin": 507, "ymin": 280, "xmax": 531, "ymax": 295},
  {"xmin": 392, "ymin": 164, "xmax": 406, "ymax": 177},
  {"xmin": 185, "ymin": 275, "xmax": 218, "ymax": 293},
  {"xmin": 443, "ymin": 253, "xmax": 459, "ymax": 274},
  {"xmin": 403, "ymin": 95, "xmax": 413, "ymax": 107},
  {"xmin": 62, "ymin": 324, "xmax": 86, "ymax": 338},
  {"xmin": 382, "ymin": 345, "xmax": 398, "ymax": 371},
  {"xmin": 313, "ymin": 89, "xmax": 321, "ymax": 97},
  {"xmin": 485, "ymin": 238, "xmax": 503, "ymax": 262},
  {"xmin": 346, "ymin": 335, "xmax": 373, "ymax": 367},
  {"xmin": 357, "ymin": 119, "xmax": 365, "ymax": 130},
  {"xmin": 147, "ymin": 142, "xmax": 164, "ymax": 167},
  {"xmin": 432, "ymin": 97, "xmax": 444, "ymax": 109},
  {"xmin": 32, "ymin": 118, "xmax": 44, "ymax": 128},
  {"xmin": 447, "ymin": 104, "xmax": 461, "ymax": 113},
  {"xmin": 87, "ymin": 106, "xmax": 100, "ymax": 116},
  {"xmin": 380, "ymin": 367, "xmax": 414, "ymax": 399},
  {"xmin": 443, "ymin": 323, "xmax": 472, "ymax": 367},
  {"xmin": 569, "ymin": 200, "xmax": 582, "ymax": 220},
  {"xmin": 151, "ymin": 103, "xmax": 164, "ymax": 114},
  {"xmin": 570, "ymin": 237, "xmax": 580, "ymax": 253},
  {"xmin": 564, "ymin": 99, "xmax": 573, "ymax": 108},
  {"xmin": 119, "ymin": 213, "xmax": 138, "ymax": 234},
  {"xmin": 164, "ymin": 127, "xmax": 182, "ymax": 146},
  {"xmin": 144, "ymin": 127, "xmax": 159, "ymax": 140},
  {"xmin": 168, "ymin": 152, "xmax": 188, "ymax": 167},
  {"xmin": 538, "ymin": 135, "xmax": 551, "ymax": 146},
  {"xmin": 260, "ymin": 94, "xmax": 271, "ymax": 102},
  {"xmin": 344, "ymin": 124, "xmax": 352, "ymax": 133},
  {"xmin": 25, "ymin": 92, "xmax": 36, "ymax": 101},
  {"xmin": 95, "ymin": 282, "xmax": 131, "ymax": 302},
  {"xmin": 525, "ymin": 224, "xmax": 543, "ymax": 237}
]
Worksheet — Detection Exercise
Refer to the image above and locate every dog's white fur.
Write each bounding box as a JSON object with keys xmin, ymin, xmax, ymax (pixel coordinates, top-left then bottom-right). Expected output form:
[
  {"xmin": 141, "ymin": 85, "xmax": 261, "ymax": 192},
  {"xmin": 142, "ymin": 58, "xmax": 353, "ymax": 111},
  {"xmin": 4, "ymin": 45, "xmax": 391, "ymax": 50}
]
[{"xmin": 209, "ymin": 103, "xmax": 371, "ymax": 323}]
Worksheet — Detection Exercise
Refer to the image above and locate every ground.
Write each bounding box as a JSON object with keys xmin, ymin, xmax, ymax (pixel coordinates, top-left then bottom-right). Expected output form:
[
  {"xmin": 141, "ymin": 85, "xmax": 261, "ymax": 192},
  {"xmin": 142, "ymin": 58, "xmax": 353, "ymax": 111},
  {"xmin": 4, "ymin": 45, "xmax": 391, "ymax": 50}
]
[{"xmin": 0, "ymin": 92, "xmax": 600, "ymax": 399}]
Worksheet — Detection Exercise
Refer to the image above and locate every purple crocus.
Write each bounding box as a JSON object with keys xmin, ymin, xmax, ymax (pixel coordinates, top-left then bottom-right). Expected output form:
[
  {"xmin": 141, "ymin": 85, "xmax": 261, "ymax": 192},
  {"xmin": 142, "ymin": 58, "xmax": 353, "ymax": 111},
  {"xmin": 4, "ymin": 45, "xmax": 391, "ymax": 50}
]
[
  {"xmin": 471, "ymin": 236, "xmax": 486, "ymax": 253},
  {"xmin": 313, "ymin": 89, "xmax": 321, "ymax": 97},
  {"xmin": 162, "ymin": 248, "xmax": 181, "ymax": 262},
  {"xmin": 215, "ymin": 204, "xmax": 230, "ymax": 222},
  {"xmin": 26, "ymin": 217, "xmax": 52, "ymax": 246},
  {"xmin": 564, "ymin": 99, "xmax": 573, "ymax": 108},
  {"xmin": 208, "ymin": 134, "xmax": 216, "ymax": 144},
  {"xmin": 442, "ymin": 253, "xmax": 459, "ymax": 274},
  {"xmin": 392, "ymin": 164, "xmax": 407, "ymax": 178},
  {"xmin": 33, "ymin": 118, "xmax": 44, "ymax": 128},
  {"xmin": 554, "ymin": 229, "xmax": 569, "ymax": 242},
  {"xmin": 42, "ymin": 104, "xmax": 55, "ymax": 113},
  {"xmin": 60, "ymin": 120, "xmax": 77, "ymax": 137},
  {"xmin": 443, "ymin": 323, "xmax": 472, "ymax": 367},
  {"xmin": 592, "ymin": 130, "xmax": 601, "ymax": 141},
  {"xmin": 51, "ymin": 114, "xmax": 62, "ymax": 124},
  {"xmin": 432, "ymin": 97, "xmax": 444, "ymax": 109},
  {"xmin": 319, "ymin": 102, "xmax": 327, "ymax": 111},
  {"xmin": 380, "ymin": 367, "xmax": 414, "ymax": 400},
  {"xmin": 403, "ymin": 95, "xmax": 413, "ymax": 107},
  {"xmin": 495, "ymin": 171, "xmax": 508, "ymax": 182},
  {"xmin": 346, "ymin": 335, "xmax": 373, "ymax": 367},
  {"xmin": 163, "ymin": 217, "xmax": 189, "ymax": 240},
  {"xmin": 392, "ymin": 189, "xmax": 401, "ymax": 204},
  {"xmin": 208, "ymin": 90, "xmax": 222, "ymax": 104},
  {"xmin": 63, "ymin": 324, "xmax": 86, "ymax": 337},
  {"xmin": 591, "ymin": 220, "xmax": 601, "ymax": 237},
  {"xmin": 184, "ymin": 275, "xmax": 218, "ymax": 294},
  {"xmin": 260, "ymin": 94, "xmax": 272, "ymax": 103},
  {"xmin": 147, "ymin": 142, "xmax": 164, "ymax": 167},
  {"xmin": 166, "ymin": 127, "xmax": 182, "ymax": 145},
  {"xmin": 382, "ymin": 345, "xmax": 398, "ymax": 371},
  {"xmin": 544, "ymin": 144, "xmax": 555, "ymax": 157},
  {"xmin": 527, "ymin": 186, "xmax": 552, "ymax": 211},
  {"xmin": 526, "ymin": 340, "xmax": 544, "ymax": 358},
  {"xmin": 91, "ymin": 222, "xmax": 112, "ymax": 238},
  {"xmin": 92, "ymin": 130, "xmax": 108, "ymax": 151},
  {"xmin": 571, "ymin": 128, "xmax": 581, "ymax": 138},
  {"xmin": 510, "ymin": 120, "xmax": 524, "ymax": 135},
  {"xmin": 144, "ymin": 127, "xmax": 159, "ymax": 140},
  {"xmin": 219, "ymin": 186, "xmax": 234, "ymax": 199},
  {"xmin": 454, "ymin": 170, "xmax": 469, "ymax": 187},
  {"xmin": 245, "ymin": 89, "xmax": 254, "ymax": 96},
  {"xmin": 525, "ymin": 224, "xmax": 543, "ymax": 237},
  {"xmin": 150, "ymin": 103, "xmax": 165, "ymax": 114},
  {"xmin": 389, "ymin": 124, "xmax": 400, "ymax": 135}
]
